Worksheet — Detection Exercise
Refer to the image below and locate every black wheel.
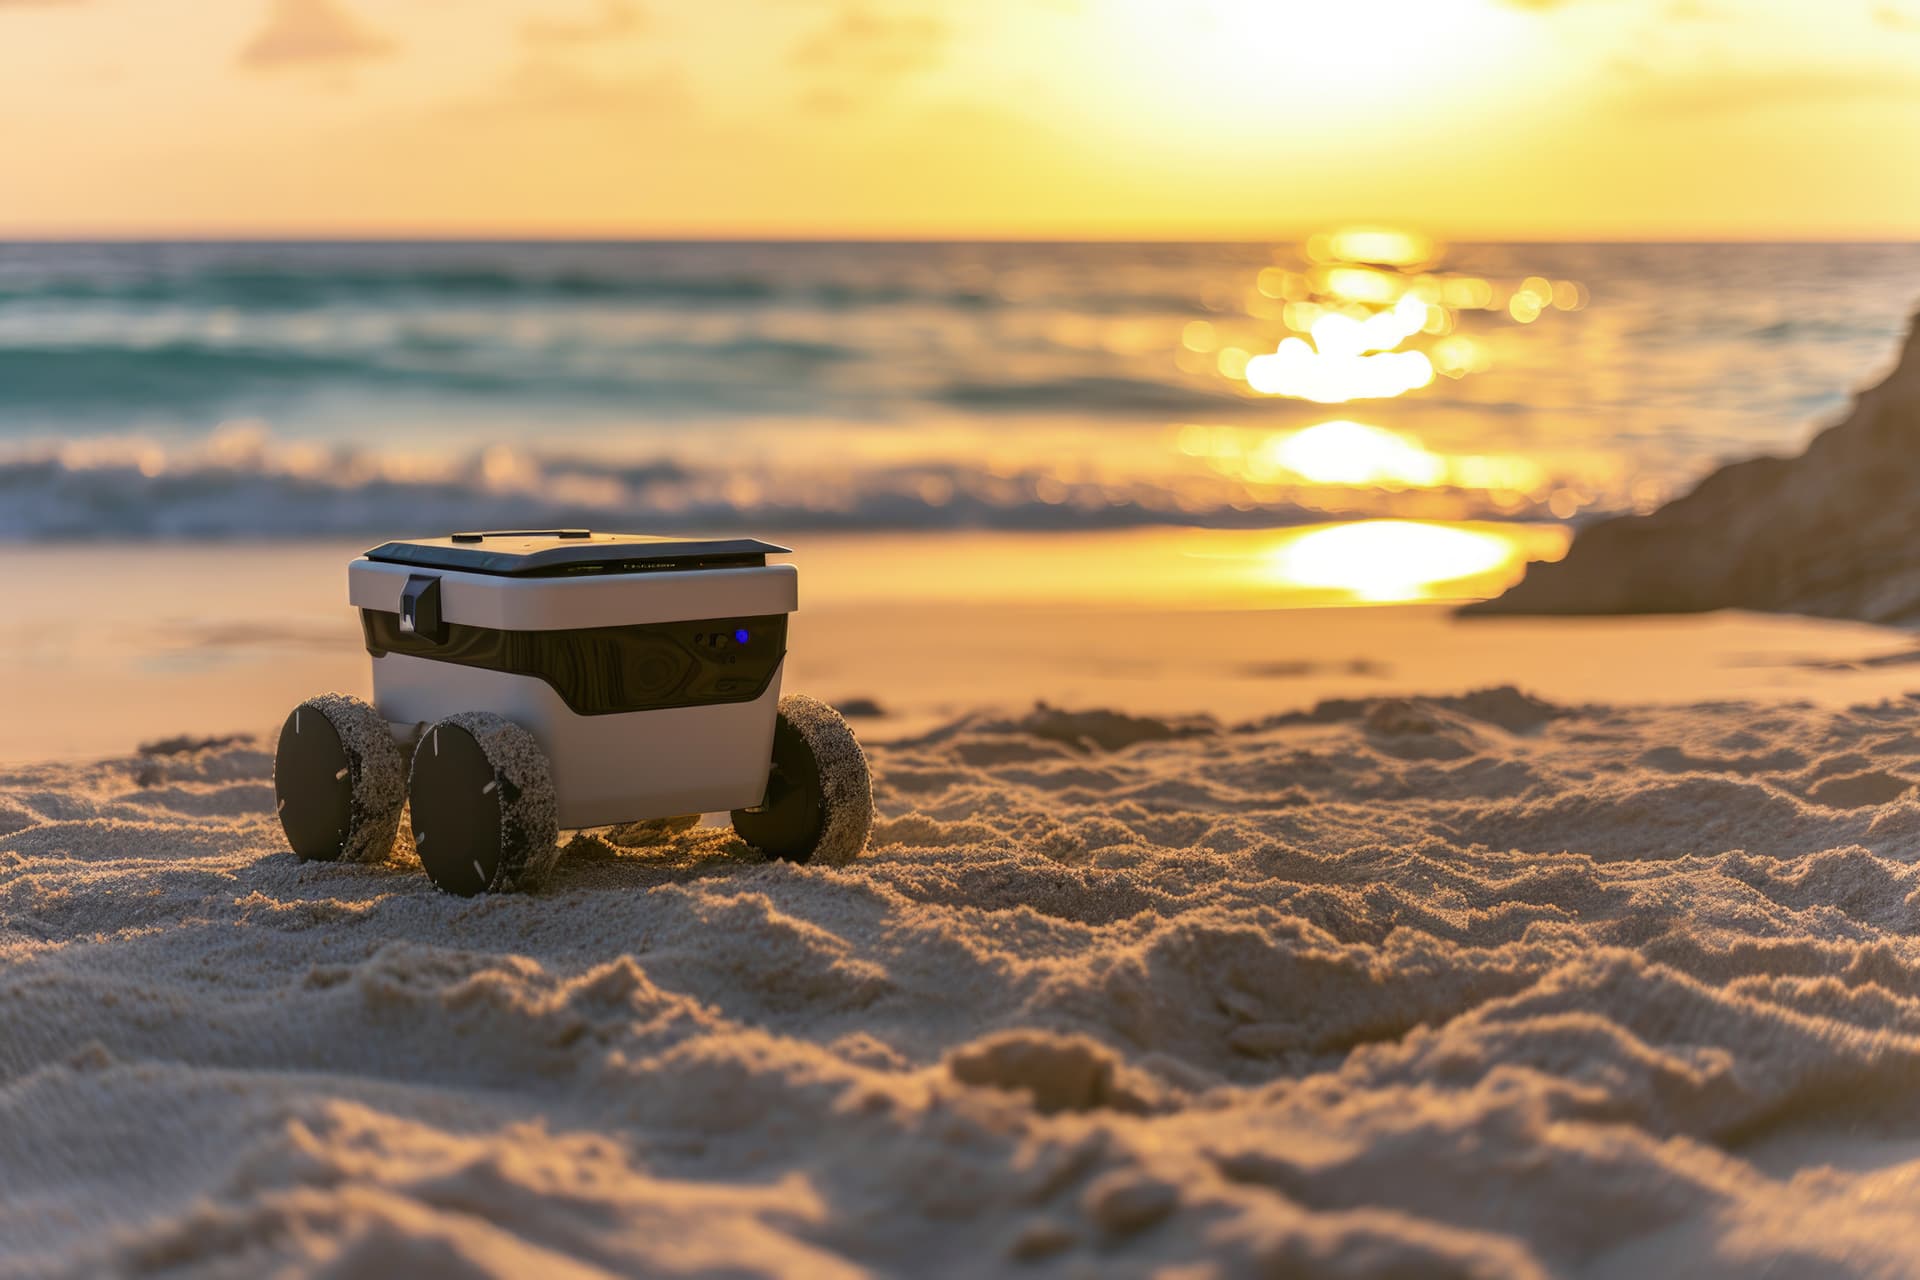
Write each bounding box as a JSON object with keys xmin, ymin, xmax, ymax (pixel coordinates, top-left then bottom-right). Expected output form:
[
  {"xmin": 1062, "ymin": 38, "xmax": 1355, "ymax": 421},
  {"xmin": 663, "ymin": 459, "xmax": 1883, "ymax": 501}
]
[
  {"xmin": 273, "ymin": 693, "xmax": 406, "ymax": 863},
  {"xmin": 408, "ymin": 713, "xmax": 559, "ymax": 896},
  {"xmin": 731, "ymin": 694, "xmax": 873, "ymax": 866}
]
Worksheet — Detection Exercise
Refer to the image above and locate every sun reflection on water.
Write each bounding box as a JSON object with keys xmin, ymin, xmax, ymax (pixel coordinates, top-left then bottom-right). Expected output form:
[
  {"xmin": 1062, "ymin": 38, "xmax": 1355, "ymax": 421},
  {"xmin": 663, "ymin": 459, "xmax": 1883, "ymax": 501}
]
[
  {"xmin": 1174, "ymin": 420, "xmax": 1549, "ymax": 505},
  {"xmin": 1307, "ymin": 228, "xmax": 1435, "ymax": 269},
  {"xmin": 1260, "ymin": 421, "xmax": 1445, "ymax": 488},
  {"xmin": 1220, "ymin": 227, "xmax": 1585, "ymax": 405},
  {"xmin": 1157, "ymin": 226, "xmax": 1598, "ymax": 530},
  {"xmin": 1261, "ymin": 520, "xmax": 1563, "ymax": 604},
  {"xmin": 1244, "ymin": 338, "xmax": 1435, "ymax": 403}
]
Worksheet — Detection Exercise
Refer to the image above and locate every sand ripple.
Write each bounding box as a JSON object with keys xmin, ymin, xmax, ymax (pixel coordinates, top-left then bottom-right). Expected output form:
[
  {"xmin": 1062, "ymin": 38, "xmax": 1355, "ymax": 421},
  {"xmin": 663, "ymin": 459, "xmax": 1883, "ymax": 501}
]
[{"xmin": 8, "ymin": 690, "xmax": 1920, "ymax": 1275}]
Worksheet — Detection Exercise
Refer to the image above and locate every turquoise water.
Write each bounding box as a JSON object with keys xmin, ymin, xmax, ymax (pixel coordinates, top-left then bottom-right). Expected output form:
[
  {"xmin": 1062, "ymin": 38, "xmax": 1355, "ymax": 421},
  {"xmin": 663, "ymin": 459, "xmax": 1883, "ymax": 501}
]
[{"xmin": 2, "ymin": 240, "xmax": 1916, "ymax": 537}]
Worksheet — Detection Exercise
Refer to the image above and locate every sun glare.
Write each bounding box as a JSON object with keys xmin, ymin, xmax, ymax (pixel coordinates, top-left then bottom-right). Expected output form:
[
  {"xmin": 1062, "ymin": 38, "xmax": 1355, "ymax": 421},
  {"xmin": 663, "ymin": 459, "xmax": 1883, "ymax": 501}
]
[
  {"xmin": 1244, "ymin": 340, "xmax": 1435, "ymax": 403},
  {"xmin": 1309, "ymin": 228, "xmax": 1435, "ymax": 269},
  {"xmin": 1097, "ymin": 0, "xmax": 1526, "ymax": 143},
  {"xmin": 1263, "ymin": 421, "xmax": 1446, "ymax": 487},
  {"xmin": 1174, "ymin": 420, "xmax": 1552, "ymax": 505},
  {"xmin": 1225, "ymin": 226, "xmax": 1585, "ymax": 404},
  {"xmin": 1264, "ymin": 520, "xmax": 1529, "ymax": 603}
]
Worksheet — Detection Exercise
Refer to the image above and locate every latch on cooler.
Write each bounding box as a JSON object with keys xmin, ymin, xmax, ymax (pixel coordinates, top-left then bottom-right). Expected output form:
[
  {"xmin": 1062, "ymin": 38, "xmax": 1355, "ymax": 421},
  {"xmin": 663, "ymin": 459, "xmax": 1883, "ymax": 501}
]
[{"xmin": 399, "ymin": 574, "xmax": 446, "ymax": 644}]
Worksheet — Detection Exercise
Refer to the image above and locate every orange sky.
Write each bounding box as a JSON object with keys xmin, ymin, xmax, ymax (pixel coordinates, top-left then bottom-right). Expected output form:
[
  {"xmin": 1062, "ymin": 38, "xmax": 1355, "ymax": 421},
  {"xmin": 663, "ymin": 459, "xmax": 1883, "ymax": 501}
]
[{"xmin": 1, "ymin": 0, "xmax": 1918, "ymax": 238}]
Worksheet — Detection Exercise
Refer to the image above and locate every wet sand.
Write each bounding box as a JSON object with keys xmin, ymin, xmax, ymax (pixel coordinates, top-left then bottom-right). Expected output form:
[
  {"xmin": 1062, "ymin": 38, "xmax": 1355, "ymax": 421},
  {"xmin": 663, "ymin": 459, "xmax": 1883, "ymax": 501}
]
[{"xmin": 5, "ymin": 532, "xmax": 1919, "ymax": 762}]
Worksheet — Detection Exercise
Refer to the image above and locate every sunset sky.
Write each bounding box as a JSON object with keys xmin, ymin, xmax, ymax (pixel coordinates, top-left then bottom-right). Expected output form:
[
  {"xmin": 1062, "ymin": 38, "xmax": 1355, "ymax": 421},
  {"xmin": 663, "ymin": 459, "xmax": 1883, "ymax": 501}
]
[{"xmin": 2, "ymin": 0, "xmax": 1918, "ymax": 238}]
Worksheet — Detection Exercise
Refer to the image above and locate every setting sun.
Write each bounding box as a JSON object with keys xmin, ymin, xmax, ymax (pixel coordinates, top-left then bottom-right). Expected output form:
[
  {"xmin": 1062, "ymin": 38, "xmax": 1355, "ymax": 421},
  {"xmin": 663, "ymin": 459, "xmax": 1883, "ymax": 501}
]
[{"xmin": 1095, "ymin": 0, "xmax": 1528, "ymax": 135}]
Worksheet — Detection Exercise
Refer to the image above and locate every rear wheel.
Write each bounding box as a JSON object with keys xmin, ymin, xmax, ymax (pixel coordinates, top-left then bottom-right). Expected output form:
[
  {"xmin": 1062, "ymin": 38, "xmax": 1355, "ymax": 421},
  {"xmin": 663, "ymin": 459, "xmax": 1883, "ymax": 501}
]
[
  {"xmin": 731, "ymin": 695, "xmax": 873, "ymax": 866},
  {"xmin": 409, "ymin": 713, "xmax": 559, "ymax": 895},
  {"xmin": 273, "ymin": 694, "xmax": 406, "ymax": 864}
]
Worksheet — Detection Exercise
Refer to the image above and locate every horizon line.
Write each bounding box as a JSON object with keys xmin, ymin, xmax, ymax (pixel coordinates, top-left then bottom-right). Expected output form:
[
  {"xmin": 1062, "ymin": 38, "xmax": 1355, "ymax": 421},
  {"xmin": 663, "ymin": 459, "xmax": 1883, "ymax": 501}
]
[{"xmin": 4, "ymin": 232, "xmax": 1920, "ymax": 246}]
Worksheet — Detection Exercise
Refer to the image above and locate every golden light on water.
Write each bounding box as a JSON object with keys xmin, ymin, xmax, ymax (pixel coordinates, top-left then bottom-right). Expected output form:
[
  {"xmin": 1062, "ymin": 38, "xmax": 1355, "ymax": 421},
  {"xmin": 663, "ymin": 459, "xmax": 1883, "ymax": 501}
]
[
  {"xmin": 1308, "ymin": 228, "xmax": 1435, "ymax": 269},
  {"xmin": 796, "ymin": 524, "xmax": 1568, "ymax": 612},
  {"xmin": 1311, "ymin": 294, "xmax": 1432, "ymax": 356},
  {"xmin": 1225, "ymin": 226, "xmax": 1586, "ymax": 405},
  {"xmin": 1244, "ymin": 340, "xmax": 1435, "ymax": 403},
  {"xmin": 1181, "ymin": 319, "xmax": 1219, "ymax": 352},
  {"xmin": 1262, "ymin": 519, "xmax": 1563, "ymax": 604},
  {"xmin": 1430, "ymin": 334, "xmax": 1493, "ymax": 379},
  {"xmin": 1261, "ymin": 421, "xmax": 1445, "ymax": 488},
  {"xmin": 1319, "ymin": 265, "xmax": 1405, "ymax": 306},
  {"xmin": 1174, "ymin": 421, "xmax": 1549, "ymax": 500}
]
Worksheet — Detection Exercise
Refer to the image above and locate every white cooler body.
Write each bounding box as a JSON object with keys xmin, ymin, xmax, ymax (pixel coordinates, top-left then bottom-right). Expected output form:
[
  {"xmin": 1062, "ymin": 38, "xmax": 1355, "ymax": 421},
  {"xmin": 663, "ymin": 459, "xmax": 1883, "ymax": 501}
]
[{"xmin": 347, "ymin": 532, "xmax": 798, "ymax": 829}]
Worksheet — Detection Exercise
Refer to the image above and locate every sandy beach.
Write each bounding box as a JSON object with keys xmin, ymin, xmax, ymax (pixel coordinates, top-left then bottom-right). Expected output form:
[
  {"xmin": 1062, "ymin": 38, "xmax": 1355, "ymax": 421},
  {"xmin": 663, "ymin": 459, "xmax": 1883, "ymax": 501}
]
[
  {"xmin": 10, "ymin": 0, "xmax": 1920, "ymax": 1269},
  {"xmin": 8, "ymin": 682, "xmax": 1920, "ymax": 1275},
  {"xmin": 13, "ymin": 532, "xmax": 1920, "ymax": 764}
]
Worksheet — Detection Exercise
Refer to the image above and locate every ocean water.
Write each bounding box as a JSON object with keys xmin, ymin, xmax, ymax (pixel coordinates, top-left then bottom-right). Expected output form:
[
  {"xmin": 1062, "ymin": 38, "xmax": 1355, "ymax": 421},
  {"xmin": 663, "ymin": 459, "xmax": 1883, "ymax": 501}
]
[{"xmin": 2, "ymin": 239, "xmax": 1918, "ymax": 540}]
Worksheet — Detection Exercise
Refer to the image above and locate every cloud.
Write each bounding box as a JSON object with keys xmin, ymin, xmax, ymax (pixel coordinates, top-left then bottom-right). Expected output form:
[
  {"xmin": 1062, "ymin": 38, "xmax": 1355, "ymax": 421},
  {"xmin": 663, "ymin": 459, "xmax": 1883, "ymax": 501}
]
[
  {"xmin": 1876, "ymin": 4, "xmax": 1920, "ymax": 30},
  {"xmin": 450, "ymin": 52, "xmax": 682, "ymax": 120},
  {"xmin": 450, "ymin": 1, "xmax": 668, "ymax": 120},
  {"xmin": 523, "ymin": 0, "xmax": 644, "ymax": 47},
  {"xmin": 239, "ymin": 0, "xmax": 391, "ymax": 69},
  {"xmin": 792, "ymin": 4, "xmax": 949, "ymax": 88},
  {"xmin": 499, "ymin": 59, "xmax": 679, "ymax": 114}
]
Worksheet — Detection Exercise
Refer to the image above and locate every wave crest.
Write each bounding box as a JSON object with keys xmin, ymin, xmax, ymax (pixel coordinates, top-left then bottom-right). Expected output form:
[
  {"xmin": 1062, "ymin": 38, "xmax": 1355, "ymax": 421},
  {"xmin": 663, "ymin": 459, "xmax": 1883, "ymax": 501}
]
[{"xmin": 0, "ymin": 427, "xmax": 1571, "ymax": 539}]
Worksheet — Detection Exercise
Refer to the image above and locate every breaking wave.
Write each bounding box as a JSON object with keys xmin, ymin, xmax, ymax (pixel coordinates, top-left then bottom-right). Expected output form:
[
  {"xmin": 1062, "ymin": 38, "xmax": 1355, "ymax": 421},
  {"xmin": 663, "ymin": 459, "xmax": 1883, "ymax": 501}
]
[{"xmin": 0, "ymin": 430, "xmax": 1571, "ymax": 540}]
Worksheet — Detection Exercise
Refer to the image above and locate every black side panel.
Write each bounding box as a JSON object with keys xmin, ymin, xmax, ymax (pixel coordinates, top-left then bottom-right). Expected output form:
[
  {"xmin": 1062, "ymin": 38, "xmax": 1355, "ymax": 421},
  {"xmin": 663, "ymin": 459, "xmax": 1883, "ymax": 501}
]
[{"xmin": 363, "ymin": 611, "xmax": 787, "ymax": 716}]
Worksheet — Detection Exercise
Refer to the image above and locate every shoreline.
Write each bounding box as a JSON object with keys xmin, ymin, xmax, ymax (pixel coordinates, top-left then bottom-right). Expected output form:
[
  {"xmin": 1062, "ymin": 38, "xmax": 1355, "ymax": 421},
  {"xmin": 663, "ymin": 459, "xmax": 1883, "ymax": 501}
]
[{"xmin": 5, "ymin": 533, "xmax": 1918, "ymax": 764}]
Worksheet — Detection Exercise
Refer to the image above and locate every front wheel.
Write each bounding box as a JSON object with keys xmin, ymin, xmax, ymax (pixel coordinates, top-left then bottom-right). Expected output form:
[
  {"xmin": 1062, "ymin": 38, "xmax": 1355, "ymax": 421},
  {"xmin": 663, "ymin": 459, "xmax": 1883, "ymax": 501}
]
[
  {"xmin": 408, "ymin": 713, "xmax": 559, "ymax": 895},
  {"xmin": 273, "ymin": 693, "xmax": 406, "ymax": 864},
  {"xmin": 731, "ymin": 695, "xmax": 873, "ymax": 866}
]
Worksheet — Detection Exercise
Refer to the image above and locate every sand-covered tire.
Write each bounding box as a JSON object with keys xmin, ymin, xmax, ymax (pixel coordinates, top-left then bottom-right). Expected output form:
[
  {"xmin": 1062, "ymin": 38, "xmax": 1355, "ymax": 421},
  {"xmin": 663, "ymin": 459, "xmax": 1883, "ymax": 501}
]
[
  {"xmin": 731, "ymin": 695, "xmax": 873, "ymax": 866},
  {"xmin": 273, "ymin": 693, "xmax": 407, "ymax": 864},
  {"xmin": 408, "ymin": 713, "xmax": 559, "ymax": 896}
]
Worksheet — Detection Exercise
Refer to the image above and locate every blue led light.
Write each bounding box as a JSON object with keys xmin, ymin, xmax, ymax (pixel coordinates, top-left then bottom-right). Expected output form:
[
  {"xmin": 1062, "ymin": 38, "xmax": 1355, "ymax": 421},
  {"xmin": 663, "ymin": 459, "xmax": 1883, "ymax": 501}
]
[{"xmin": 735, "ymin": 628, "xmax": 750, "ymax": 644}]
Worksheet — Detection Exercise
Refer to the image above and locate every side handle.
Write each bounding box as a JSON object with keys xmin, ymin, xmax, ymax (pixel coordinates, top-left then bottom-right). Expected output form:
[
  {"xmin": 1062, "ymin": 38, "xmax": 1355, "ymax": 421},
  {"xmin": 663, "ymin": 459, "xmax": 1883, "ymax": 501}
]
[{"xmin": 399, "ymin": 575, "xmax": 446, "ymax": 644}]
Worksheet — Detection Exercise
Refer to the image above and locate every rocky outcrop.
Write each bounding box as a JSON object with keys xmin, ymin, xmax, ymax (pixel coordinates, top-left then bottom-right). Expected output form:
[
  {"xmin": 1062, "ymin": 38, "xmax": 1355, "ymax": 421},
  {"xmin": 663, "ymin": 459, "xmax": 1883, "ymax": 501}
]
[{"xmin": 1468, "ymin": 310, "xmax": 1920, "ymax": 624}]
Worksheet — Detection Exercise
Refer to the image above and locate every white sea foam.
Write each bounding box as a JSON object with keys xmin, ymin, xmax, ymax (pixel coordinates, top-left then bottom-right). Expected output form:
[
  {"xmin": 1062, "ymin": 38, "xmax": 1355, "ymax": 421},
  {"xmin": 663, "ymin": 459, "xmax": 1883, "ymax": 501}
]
[{"xmin": 0, "ymin": 428, "xmax": 1567, "ymax": 539}]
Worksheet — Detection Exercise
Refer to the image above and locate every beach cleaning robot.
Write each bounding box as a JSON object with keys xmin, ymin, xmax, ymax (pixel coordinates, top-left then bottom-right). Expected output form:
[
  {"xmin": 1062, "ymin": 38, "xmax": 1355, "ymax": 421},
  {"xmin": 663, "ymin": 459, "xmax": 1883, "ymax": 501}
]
[{"xmin": 271, "ymin": 530, "xmax": 872, "ymax": 894}]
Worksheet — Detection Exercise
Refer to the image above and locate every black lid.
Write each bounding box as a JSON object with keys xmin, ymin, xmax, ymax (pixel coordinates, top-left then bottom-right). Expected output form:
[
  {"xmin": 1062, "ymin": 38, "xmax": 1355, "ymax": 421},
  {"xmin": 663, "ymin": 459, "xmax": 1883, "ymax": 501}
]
[{"xmin": 364, "ymin": 530, "xmax": 791, "ymax": 577}]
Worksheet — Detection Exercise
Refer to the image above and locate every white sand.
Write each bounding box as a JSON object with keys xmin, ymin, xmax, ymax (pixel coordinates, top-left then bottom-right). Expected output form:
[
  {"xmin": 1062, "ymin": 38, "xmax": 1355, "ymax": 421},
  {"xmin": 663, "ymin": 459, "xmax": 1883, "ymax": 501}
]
[{"xmin": 9, "ymin": 688, "xmax": 1920, "ymax": 1275}]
